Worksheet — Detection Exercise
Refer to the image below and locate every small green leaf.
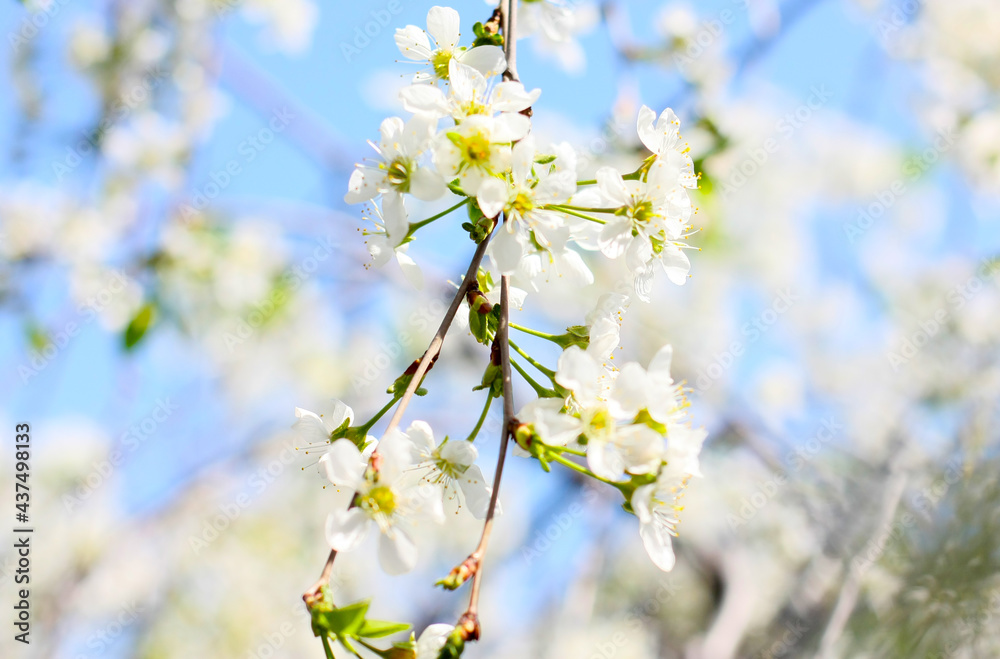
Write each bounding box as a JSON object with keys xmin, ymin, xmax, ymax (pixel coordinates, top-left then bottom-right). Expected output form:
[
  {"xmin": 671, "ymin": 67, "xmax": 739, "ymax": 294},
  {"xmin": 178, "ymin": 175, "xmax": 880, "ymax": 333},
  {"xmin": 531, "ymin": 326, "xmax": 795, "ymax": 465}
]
[
  {"xmin": 313, "ymin": 599, "xmax": 370, "ymax": 638},
  {"xmin": 124, "ymin": 303, "xmax": 156, "ymax": 350},
  {"xmin": 357, "ymin": 619, "xmax": 411, "ymax": 639}
]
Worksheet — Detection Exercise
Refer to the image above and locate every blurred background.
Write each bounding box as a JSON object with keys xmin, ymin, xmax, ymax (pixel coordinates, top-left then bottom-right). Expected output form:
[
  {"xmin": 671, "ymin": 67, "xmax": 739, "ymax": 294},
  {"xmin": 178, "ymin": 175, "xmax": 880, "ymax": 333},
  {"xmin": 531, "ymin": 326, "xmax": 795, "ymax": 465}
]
[{"xmin": 1, "ymin": 0, "xmax": 999, "ymax": 657}]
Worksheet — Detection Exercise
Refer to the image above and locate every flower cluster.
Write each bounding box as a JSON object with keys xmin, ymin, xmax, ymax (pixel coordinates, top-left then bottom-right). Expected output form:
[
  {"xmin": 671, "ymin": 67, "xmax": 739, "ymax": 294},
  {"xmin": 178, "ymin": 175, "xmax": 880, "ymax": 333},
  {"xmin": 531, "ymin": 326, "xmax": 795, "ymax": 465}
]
[
  {"xmin": 346, "ymin": 5, "xmax": 698, "ymax": 301},
  {"xmin": 300, "ymin": 4, "xmax": 707, "ymax": 655}
]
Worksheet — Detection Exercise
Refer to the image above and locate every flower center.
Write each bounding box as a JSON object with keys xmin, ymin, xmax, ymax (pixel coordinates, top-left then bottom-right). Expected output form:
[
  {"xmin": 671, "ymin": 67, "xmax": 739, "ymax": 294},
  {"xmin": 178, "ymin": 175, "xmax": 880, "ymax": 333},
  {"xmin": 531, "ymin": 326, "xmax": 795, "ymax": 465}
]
[
  {"xmin": 431, "ymin": 49, "xmax": 453, "ymax": 79},
  {"xmin": 384, "ymin": 158, "xmax": 412, "ymax": 190},
  {"xmin": 630, "ymin": 199, "xmax": 657, "ymax": 225},
  {"xmin": 463, "ymin": 133, "xmax": 492, "ymax": 166},
  {"xmin": 511, "ymin": 191, "xmax": 534, "ymax": 216},
  {"xmin": 360, "ymin": 485, "xmax": 397, "ymax": 516},
  {"xmin": 582, "ymin": 407, "xmax": 614, "ymax": 441}
]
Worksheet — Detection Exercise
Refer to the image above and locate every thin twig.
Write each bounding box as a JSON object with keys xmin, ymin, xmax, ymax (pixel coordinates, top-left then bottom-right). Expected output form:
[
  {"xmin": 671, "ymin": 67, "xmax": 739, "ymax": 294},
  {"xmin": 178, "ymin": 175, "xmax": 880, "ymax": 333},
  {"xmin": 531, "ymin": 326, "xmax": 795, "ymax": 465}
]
[
  {"xmin": 461, "ymin": 274, "xmax": 515, "ymax": 634},
  {"xmin": 302, "ymin": 231, "xmax": 494, "ymax": 606},
  {"xmin": 380, "ymin": 232, "xmax": 495, "ymax": 440}
]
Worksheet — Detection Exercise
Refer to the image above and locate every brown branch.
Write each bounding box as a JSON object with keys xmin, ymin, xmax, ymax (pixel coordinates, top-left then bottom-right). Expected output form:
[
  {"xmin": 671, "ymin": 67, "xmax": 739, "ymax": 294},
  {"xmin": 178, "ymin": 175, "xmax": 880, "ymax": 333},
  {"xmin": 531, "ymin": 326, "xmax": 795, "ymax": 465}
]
[{"xmin": 302, "ymin": 230, "xmax": 495, "ymax": 608}]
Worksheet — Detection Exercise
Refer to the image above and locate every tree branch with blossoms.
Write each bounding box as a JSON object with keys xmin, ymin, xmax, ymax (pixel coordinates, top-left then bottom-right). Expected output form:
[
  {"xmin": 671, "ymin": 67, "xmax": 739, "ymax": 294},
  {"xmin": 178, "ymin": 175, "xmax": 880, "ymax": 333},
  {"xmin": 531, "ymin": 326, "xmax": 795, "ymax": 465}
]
[{"xmin": 295, "ymin": 2, "xmax": 708, "ymax": 657}]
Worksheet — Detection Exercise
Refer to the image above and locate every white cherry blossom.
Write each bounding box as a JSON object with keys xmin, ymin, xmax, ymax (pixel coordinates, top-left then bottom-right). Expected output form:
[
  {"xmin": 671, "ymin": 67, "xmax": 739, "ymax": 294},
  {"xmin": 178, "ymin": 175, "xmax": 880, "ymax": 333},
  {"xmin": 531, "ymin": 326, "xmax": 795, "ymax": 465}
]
[
  {"xmin": 401, "ymin": 420, "xmax": 492, "ymax": 519},
  {"xmin": 323, "ymin": 434, "xmax": 444, "ymax": 574},
  {"xmin": 344, "ymin": 115, "xmax": 445, "ymax": 204},
  {"xmin": 394, "ymin": 6, "xmax": 505, "ymax": 83}
]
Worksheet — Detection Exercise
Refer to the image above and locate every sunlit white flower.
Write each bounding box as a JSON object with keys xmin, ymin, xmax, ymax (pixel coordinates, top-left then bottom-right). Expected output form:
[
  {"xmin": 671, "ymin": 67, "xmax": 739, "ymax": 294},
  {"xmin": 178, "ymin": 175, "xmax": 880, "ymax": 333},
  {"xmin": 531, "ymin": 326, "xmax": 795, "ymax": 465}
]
[
  {"xmin": 362, "ymin": 193, "xmax": 424, "ymax": 289},
  {"xmin": 402, "ymin": 420, "xmax": 492, "ymax": 519},
  {"xmin": 554, "ymin": 346, "xmax": 663, "ymax": 479},
  {"xmin": 434, "ymin": 114, "xmax": 529, "ymax": 195},
  {"xmin": 324, "ymin": 434, "xmax": 444, "ymax": 574},
  {"xmin": 631, "ymin": 468, "xmax": 690, "ymax": 571},
  {"xmin": 395, "ymin": 6, "xmax": 506, "ymax": 82},
  {"xmin": 511, "ymin": 223, "xmax": 594, "ymax": 292},
  {"xmin": 594, "ymin": 165, "xmax": 694, "ymax": 299},
  {"xmin": 293, "ymin": 399, "xmax": 354, "ymax": 445},
  {"xmin": 345, "ymin": 115, "xmax": 445, "ymax": 204},
  {"xmin": 519, "ymin": 0, "xmax": 599, "ymax": 74},
  {"xmin": 584, "ymin": 293, "xmax": 629, "ymax": 360},
  {"xmin": 401, "ymin": 59, "xmax": 539, "ymax": 123},
  {"xmin": 636, "ymin": 105, "xmax": 698, "ymax": 189},
  {"xmin": 477, "ymin": 135, "xmax": 577, "ymax": 274},
  {"xmin": 608, "ymin": 345, "xmax": 685, "ymax": 424}
]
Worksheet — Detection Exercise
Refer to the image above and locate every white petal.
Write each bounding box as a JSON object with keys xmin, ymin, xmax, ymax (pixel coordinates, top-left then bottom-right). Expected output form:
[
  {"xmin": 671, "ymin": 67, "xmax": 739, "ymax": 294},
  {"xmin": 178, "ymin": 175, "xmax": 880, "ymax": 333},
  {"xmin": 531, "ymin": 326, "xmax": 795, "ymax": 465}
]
[
  {"xmin": 379, "ymin": 529, "xmax": 418, "ymax": 574},
  {"xmin": 596, "ymin": 167, "xmax": 629, "ymax": 206},
  {"xmin": 587, "ymin": 440, "xmax": 627, "ymax": 481},
  {"xmin": 659, "ymin": 246, "xmax": 691, "ymax": 285},
  {"xmin": 491, "ymin": 81, "xmax": 540, "ymax": 113},
  {"xmin": 344, "ymin": 167, "xmax": 379, "ymax": 204},
  {"xmin": 640, "ymin": 518, "xmax": 676, "ymax": 571},
  {"xmin": 449, "ymin": 59, "xmax": 486, "ymax": 105},
  {"xmin": 511, "ymin": 134, "xmax": 535, "ymax": 186},
  {"xmin": 378, "ymin": 428, "xmax": 415, "ymax": 482},
  {"xmin": 440, "ymin": 439, "xmax": 478, "ymax": 467},
  {"xmin": 416, "ymin": 624, "xmax": 455, "ymax": 658},
  {"xmin": 409, "ymin": 167, "xmax": 447, "ymax": 201},
  {"xmin": 636, "ymin": 104, "xmax": 659, "ymax": 154},
  {"xmin": 610, "ymin": 363, "xmax": 648, "ymax": 418},
  {"xmin": 293, "ymin": 407, "xmax": 332, "ymax": 445},
  {"xmin": 394, "ymin": 25, "xmax": 433, "ymax": 61},
  {"xmin": 326, "ymin": 508, "xmax": 371, "ymax": 551},
  {"xmin": 406, "ymin": 420, "xmax": 437, "ymax": 455},
  {"xmin": 320, "ymin": 439, "xmax": 367, "ymax": 489},
  {"xmin": 395, "ymin": 247, "xmax": 424, "ymax": 290},
  {"xmin": 477, "ymin": 177, "xmax": 508, "ymax": 219},
  {"xmin": 490, "ymin": 222, "xmax": 525, "ymax": 274},
  {"xmin": 426, "ymin": 6, "xmax": 460, "ymax": 48},
  {"xmin": 399, "ymin": 84, "xmax": 450, "ymax": 117},
  {"xmin": 457, "ymin": 45, "xmax": 506, "ymax": 78},
  {"xmin": 367, "ymin": 235, "xmax": 394, "ymax": 268},
  {"xmin": 458, "ymin": 464, "xmax": 492, "ymax": 519}
]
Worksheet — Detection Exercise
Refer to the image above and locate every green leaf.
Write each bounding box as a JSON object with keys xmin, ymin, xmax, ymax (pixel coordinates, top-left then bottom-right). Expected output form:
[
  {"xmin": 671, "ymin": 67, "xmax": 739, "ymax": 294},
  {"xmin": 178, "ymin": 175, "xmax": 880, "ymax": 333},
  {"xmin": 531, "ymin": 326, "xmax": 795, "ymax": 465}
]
[
  {"xmin": 357, "ymin": 619, "xmax": 411, "ymax": 639},
  {"xmin": 123, "ymin": 303, "xmax": 156, "ymax": 350},
  {"xmin": 313, "ymin": 599, "xmax": 370, "ymax": 638}
]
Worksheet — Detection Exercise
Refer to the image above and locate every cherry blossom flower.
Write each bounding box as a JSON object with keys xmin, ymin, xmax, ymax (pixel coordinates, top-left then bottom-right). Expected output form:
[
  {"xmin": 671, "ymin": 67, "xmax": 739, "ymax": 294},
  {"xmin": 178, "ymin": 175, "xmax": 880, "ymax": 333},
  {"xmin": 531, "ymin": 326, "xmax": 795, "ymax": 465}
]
[
  {"xmin": 401, "ymin": 420, "xmax": 492, "ymax": 519},
  {"xmin": 400, "ymin": 59, "xmax": 539, "ymax": 123},
  {"xmin": 395, "ymin": 6, "xmax": 505, "ymax": 83},
  {"xmin": 631, "ymin": 468, "xmax": 690, "ymax": 571},
  {"xmin": 434, "ymin": 114, "xmax": 529, "ymax": 195},
  {"xmin": 323, "ymin": 434, "xmax": 444, "ymax": 574},
  {"xmin": 344, "ymin": 115, "xmax": 445, "ymax": 204},
  {"xmin": 362, "ymin": 193, "xmax": 424, "ymax": 289},
  {"xmin": 477, "ymin": 134, "xmax": 578, "ymax": 275}
]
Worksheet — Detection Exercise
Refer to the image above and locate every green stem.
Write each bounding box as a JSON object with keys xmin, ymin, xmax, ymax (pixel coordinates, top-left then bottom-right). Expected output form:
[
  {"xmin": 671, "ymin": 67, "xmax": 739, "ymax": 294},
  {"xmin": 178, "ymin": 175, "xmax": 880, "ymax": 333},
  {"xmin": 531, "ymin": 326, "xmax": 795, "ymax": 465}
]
[
  {"xmin": 546, "ymin": 206, "xmax": 606, "ymax": 225},
  {"xmin": 555, "ymin": 205, "xmax": 619, "ymax": 214},
  {"xmin": 510, "ymin": 358, "xmax": 551, "ymax": 397},
  {"xmin": 549, "ymin": 444, "xmax": 587, "ymax": 457},
  {"xmin": 356, "ymin": 395, "xmax": 401, "ymax": 435},
  {"xmin": 508, "ymin": 339, "xmax": 556, "ymax": 379},
  {"xmin": 466, "ymin": 393, "xmax": 494, "ymax": 442},
  {"xmin": 548, "ymin": 451, "xmax": 619, "ymax": 487},
  {"xmin": 576, "ymin": 166, "xmax": 643, "ymax": 187},
  {"xmin": 510, "ymin": 322, "xmax": 560, "ymax": 342},
  {"xmin": 405, "ymin": 197, "xmax": 470, "ymax": 240},
  {"xmin": 321, "ymin": 636, "xmax": 336, "ymax": 659}
]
